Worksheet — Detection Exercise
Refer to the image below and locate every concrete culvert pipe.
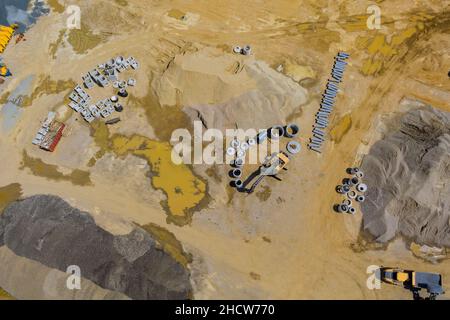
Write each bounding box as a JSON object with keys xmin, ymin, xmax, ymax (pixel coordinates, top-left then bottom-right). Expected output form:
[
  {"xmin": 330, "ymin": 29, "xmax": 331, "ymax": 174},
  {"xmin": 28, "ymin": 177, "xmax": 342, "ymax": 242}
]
[
  {"xmin": 342, "ymin": 178, "xmax": 351, "ymax": 186},
  {"xmin": 118, "ymin": 89, "xmax": 128, "ymax": 97},
  {"xmin": 231, "ymin": 140, "xmax": 240, "ymax": 149},
  {"xmin": 242, "ymin": 45, "xmax": 252, "ymax": 55},
  {"xmin": 257, "ymin": 131, "xmax": 268, "ymax": 144},
  {"xmin": 233, "ymin": 46, "xmax": 242, "ymax": 53},
  {"xmin": 248, "ymin": 138, "xmax": 256, "ymax": 146},
  {"xmin": 233, "ymin": 158, "xmax": 244, "ymax": 167},
  {"xmin": 111, "ymin": 95, "xmax": 119, "ymax": 103},
  {"xmin": 351, "ymin": 177, "xmax": 359, "ymax": 185},
  {"xmin": 356, "ymin": 183, "xmax": 368, "ymax": 193},
  {"xmin": 240, "ymin": 142, "xmax": 250, "ymax": 151},
  {"xmin": 356, "ymin": 171, "xmax": 364, "ymax": 178},
  {"xmin": 356, "ymin": 195, "xmax": 365, "ymax": 202},
  {"xmin": 342, "ymin": 185, "xmax": 350, "ymax": 193},
  {"xmin": 234, "ymin": 179, "xmax": 243, "ymax": 189},
  {"xmin": 114, "ymin": 104, "xmax": 123, "ymax": 112},
  {"xmin": 347, "ymin": 190, "xmax": 357, "ymax": 199},
  {"xmin": 347, "ymin": 206, "xmax": 356, "ymax": 215},
  {"xmin": 338, "ymin": 204, "xmax": 348, "ymax": 213},
  {"xmin": 237, "ymin": 149, "xmax": 245, "ymax": 158},
  {"xmin": 336, "ymin": 185, "xmax": 344, "ymax": 194},
  {"xmin": 284, "ymin": 124, "xmax": 300, "ymax": 138},
  {"xmin": 226, "ymin": 147, "xmax": 236, "ymax": 156},
  {"xmin": 269, "ymin": 126, "xmax": 284, "ymax": 140},
  {"xmin": 351, "ymin": 167, "xmax": 360, "ymax": 174},
  {"xmin": 287, "ymin": 141, "xmax": 301, "ymax": 155},
  {"xmin": 231, "ymin": 169, "xmax": 242, "ymax": 178},
  {"xmin": 343, "ymin": 199, "xmax": 352, "ymax": 207}
]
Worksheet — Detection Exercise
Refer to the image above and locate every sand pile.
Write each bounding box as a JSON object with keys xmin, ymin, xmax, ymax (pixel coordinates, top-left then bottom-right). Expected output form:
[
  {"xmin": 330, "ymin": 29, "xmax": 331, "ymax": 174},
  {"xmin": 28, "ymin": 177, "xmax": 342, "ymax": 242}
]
[
  {"xmin": 361, "ymin": 106, "xmax": 450, "ymax": 247},
  {"xmin": 152, "ymin": 47, "xmax": 309, "ymax": 130},
  {"xmin": 0, "ymin": 195, "xmax": 192, "ymax": 299}
]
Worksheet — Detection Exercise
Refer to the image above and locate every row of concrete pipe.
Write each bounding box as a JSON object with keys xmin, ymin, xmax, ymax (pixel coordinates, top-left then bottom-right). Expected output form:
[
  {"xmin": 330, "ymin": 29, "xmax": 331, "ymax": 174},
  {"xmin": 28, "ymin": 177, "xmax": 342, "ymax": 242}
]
[
  {"xmin": 308, "ymin": 52, "xmax": 350, "ymax": 153},
  {"xmin": 229, "ymin": 124, "xmax": 300, "ymax": 190}
]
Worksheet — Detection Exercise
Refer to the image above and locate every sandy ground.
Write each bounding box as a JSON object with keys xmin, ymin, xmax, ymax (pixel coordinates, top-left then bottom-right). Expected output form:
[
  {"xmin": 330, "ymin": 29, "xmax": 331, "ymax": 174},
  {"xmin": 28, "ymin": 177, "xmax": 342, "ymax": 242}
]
[{"xmin": 0, "ymin": 0, "xmax": 449, "ymax": 299}]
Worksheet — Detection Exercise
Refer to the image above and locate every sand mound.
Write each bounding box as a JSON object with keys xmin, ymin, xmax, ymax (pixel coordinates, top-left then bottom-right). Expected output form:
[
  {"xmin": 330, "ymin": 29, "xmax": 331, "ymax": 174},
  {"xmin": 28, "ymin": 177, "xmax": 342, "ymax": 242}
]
[
  {"xmin": 0, "ymin": 195, "xmax": 192, "ymax": 299},
  {"xmin": 361, "ymin": 106, "xmax": 450, "ymax": 247},
  {"xmin": 152, "ymin": 46, "xmax": 309, "ymax": 130}
]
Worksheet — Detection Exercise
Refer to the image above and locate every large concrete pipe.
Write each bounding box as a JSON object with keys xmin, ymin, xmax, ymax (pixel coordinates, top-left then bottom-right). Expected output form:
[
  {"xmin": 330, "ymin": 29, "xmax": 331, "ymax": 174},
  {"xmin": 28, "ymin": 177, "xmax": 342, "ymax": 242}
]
[
  {"xmin": 287, "ymin": 141, "xmax": 301, "ymax": 155},
  {"xmin": 356, "ymin": 183, "xmax": 368, "ymax": 193},
  {"xmin": 284, "ymin": 124, "xmax": 300, "ymax": 138},
  {"xmin": 269, "ymin": 126, "xmax": 284, "ymax": 140}
]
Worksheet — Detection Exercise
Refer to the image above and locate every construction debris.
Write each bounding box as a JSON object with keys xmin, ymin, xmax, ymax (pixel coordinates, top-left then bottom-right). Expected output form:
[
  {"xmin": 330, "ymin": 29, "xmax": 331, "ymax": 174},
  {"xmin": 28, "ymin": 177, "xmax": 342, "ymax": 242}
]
[
  {"xmin": 308, "ymin": 51, "xmax": 350, "ymax": 153},
  {"xmin": 32, "ymin": 112, "xmax": 65, "ymax": 152}
]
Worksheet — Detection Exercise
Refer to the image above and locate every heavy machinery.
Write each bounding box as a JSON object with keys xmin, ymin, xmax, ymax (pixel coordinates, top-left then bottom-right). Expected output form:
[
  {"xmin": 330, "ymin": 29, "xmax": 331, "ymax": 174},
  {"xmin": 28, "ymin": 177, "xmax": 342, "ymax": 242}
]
[
  {"xmin": 242, "ymin": 151, "xmax": 290, "ymax": 193},
  {"xmin": 379, "ymin": 267, "xmax": 444, "ymax": 300}
]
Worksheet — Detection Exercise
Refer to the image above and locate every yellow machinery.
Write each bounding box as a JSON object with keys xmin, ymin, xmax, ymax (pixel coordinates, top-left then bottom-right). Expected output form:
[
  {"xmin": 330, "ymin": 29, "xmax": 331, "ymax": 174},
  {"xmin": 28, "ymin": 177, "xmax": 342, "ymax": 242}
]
[
  {"xmin": 0, "ymin": 24, "xmax": 18, "ymax": 54},
  {"xmin": 380, "ymin": 267, "xmax": 444, "ymax": 300},
  {"xmin": 243, "ymin": 152, "xmax": 290, "ymax": 193}
]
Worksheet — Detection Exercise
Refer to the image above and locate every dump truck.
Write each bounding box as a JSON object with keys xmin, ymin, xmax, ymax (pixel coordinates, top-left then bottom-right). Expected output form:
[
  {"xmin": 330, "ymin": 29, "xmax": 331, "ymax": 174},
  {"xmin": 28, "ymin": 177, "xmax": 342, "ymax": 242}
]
[{"xmin": 379, "ymin": 267, "xmax": 444, "ymax": 300}]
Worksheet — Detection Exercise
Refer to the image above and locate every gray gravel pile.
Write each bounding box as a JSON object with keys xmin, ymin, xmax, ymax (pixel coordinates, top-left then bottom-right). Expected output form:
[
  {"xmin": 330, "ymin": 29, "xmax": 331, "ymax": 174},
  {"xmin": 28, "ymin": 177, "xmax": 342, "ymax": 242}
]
[
  {"xmin": 0, "ymin": 195, "xmax": 192, "ymax": 299},
  {"xmin": 361, "ymin": 107, "xmax": 450, "ymax": 246}
]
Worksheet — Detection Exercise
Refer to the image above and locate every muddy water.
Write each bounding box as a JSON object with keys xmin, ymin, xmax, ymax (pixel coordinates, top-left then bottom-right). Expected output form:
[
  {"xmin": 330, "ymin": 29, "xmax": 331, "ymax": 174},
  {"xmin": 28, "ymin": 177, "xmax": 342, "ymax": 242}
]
[
  {"xmin": 90, "ymin": 120, "xmax": 207, "ymax": 226},
  {"xmin": 20, "ymin": 151, "xmax": 92, "ymax": 186},
  {"xmin": 0, "ymin": 183, "xmax": 22, "ymax": 213}
]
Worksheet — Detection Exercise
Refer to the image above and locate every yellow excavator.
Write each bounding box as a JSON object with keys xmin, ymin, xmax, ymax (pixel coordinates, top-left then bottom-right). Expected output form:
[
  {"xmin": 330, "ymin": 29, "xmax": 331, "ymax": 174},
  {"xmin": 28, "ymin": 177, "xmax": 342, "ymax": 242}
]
[
  {"xmin": 242, "ymin": 151, "xmax": 290, "ymax": 193},
  {"xmin": 379, "ymin": 267, "xmax": 444, "ymax": 300}
]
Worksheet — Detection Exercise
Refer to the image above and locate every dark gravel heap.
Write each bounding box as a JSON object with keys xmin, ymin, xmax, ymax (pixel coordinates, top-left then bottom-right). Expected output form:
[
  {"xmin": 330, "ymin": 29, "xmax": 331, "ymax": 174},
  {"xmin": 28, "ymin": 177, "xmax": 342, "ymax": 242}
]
[{"xmin": 0, "ymin": 195, "xmax": 192, "ymax": 299}]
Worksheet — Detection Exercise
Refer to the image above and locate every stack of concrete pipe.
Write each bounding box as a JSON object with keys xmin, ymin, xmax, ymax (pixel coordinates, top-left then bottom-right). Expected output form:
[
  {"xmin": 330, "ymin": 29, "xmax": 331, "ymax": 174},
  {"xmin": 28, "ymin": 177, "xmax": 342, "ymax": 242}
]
[{"xmin": 334, "ymin": 167, "xmax": 367, "ymax": 215}]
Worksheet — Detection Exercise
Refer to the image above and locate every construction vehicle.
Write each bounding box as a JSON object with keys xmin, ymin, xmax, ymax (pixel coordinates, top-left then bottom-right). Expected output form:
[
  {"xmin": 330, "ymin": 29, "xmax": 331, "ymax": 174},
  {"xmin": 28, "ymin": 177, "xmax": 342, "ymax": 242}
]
[
  {"xmin": 242, "ymin": 151, "xmax": 290, "ymax": 193},
  {"xmin": 379, "ymin": 267, "xmax": 444, "ymax": 300},
  {"xmin": 0, "ymin": 64, "xmax": 12, "ymax": 77},
  {"xmin": 0, "ymin": 24, "xmax": 18, "ymax": 54}
]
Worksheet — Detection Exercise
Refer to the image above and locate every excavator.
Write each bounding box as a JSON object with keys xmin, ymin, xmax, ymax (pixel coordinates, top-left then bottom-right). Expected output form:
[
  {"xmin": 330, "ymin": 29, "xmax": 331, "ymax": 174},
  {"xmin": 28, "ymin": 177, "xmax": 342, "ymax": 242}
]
[
  {"xmin": 379, "ymin": 267, "xmax": 444, "ymax": 300},
  {"xmin": 241, "ymin": 151, "xmax": 290, "ymax": 193}
]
